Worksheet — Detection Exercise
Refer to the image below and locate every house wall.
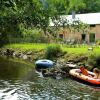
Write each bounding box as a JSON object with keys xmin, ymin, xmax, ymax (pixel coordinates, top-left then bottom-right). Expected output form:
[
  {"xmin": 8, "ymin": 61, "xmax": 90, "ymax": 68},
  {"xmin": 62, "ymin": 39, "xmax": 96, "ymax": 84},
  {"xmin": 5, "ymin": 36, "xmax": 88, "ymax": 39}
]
[
  {"xmin": 86, "ymin": 24, "xmax": 100, "ymax": 43},
  {"xmin": 58, "ymin": 24, "xmax": 100, "ymax": 43},
  {"xmin": 95, "ymin": 25, "xmax": 100, "ymax": 40}
]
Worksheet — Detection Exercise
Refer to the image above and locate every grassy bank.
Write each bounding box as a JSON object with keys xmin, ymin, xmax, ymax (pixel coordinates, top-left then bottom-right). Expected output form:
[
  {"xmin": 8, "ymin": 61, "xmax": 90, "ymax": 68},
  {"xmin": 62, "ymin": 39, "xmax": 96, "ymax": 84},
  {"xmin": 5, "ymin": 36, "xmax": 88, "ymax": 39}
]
[
  {"xmin": 3, "ymin": 43, "xmax": 100, "ymax": 55},
  {"xmin": 1, "ymin": 43, "xmax": 100, "ymax": 70},
  {"xmin": 3, "ymin": 43, "xmax": 48, "ymax": 50}
]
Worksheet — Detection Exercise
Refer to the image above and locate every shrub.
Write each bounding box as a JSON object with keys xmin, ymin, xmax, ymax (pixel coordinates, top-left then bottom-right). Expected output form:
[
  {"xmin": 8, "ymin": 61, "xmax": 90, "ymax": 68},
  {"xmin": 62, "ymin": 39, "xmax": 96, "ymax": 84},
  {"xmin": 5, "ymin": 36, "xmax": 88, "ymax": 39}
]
[
  {"xmin": 88, "ymin": 54, "xmax": 100, "ymax": 69},
  {"xmin": 8, "ymin": 28, "xmax": 49, "ymax": 43},
  {"xmin": 23, "ymin": 28, "xmax": 48, "ymax": 43},
  {"xmin": 45, "ymin": 44, "xmax": 62, "ymax": 59},
  {"xmin": 96, "ymin": 40, "xmax": 100, "ymax": 45}
]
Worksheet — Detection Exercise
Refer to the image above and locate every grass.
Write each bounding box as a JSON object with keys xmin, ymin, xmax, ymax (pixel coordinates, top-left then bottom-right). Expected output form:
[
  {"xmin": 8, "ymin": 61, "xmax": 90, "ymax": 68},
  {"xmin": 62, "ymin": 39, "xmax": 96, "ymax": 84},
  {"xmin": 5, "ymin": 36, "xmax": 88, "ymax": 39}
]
[
  {"xmin": 3, "ymin": 43, "xmax": 48, "ymax": 50},
  {"xmin": 2, "ymin": 43, "xmax": 100, "ymax": 55},
  {"xmin": 63, "ymin": 47, "xmax": 100, "ymax": 54}
]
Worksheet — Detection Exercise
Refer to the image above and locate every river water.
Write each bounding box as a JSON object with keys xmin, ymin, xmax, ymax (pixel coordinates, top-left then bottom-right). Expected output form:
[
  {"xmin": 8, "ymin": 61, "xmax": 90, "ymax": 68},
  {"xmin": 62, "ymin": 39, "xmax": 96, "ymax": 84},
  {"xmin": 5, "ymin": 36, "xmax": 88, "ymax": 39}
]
[{"xmin": 0, "ymin": 56, "xmax": 100, "ymax": 100}]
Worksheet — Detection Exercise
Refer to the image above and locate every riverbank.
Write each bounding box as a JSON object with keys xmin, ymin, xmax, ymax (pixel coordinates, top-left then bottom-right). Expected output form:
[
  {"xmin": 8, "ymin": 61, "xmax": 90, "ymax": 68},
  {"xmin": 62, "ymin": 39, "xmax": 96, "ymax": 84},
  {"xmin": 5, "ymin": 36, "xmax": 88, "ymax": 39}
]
[
  {"xmin": 0, "ymin": 43, "xmax": 100, "ymax": 78},
  {"xmin": 0, "ymin": 48, "xmax": 84, "ymax": 78},
  {"xmin": 2, "ymin": 43, "xmax": 100, "ymax": 54},
  {"xmin": 1, "ymin": 43, "xmax": 100, "ymax": 72}
]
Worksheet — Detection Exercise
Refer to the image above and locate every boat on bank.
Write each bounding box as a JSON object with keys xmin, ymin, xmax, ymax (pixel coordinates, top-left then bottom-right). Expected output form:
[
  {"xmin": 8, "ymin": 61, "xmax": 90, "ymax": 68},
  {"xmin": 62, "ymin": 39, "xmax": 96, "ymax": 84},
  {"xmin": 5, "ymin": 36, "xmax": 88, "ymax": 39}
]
[{"xmin": 69, "ymin": 69, "xmax": 100, "ymax": 86}]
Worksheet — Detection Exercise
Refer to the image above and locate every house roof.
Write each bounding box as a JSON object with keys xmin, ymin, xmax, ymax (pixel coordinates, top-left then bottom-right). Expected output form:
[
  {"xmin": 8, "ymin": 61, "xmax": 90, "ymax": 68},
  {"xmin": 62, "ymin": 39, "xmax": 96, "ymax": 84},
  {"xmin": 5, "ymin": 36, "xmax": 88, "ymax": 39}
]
[{"xmin": 50, "ymin": 13, "xmax": 100, "ymax": 26}]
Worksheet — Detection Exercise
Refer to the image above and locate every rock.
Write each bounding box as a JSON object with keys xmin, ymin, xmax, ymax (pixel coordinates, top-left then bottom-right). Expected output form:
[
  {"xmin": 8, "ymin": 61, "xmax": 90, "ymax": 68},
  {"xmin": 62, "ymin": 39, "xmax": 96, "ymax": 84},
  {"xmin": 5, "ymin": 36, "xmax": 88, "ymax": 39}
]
[
  {"xmin": 60, "ymin": 66, "xmax": 70, "ymax": 73},
  {"xmin": 66, "ymin": 63, "xmax": 77, "ymax": 68},
  {"xmin": 3, "ymin": 50, "xmax": 7, "ymax": 55},
  {"xmin": 19, "ymin": 53, "xmax": 24, "ymax": 58},
  {"xmin": 13, "ymin": 51, "xmax": 23, "ymax": 58},
  {"xmin": 22, "ymin": 55, "xmax": 28, "ymax": 60},
  {"xmin": 6, "ymin": 49, "xmax": 14, "ymax": 56},
  {"xmin": 13, "ymin": 52, "xmax": 17, "ymax": 56},
  {"xmin": 0, "ymin": 49, "xmax": 5, "ymax": 56},
  {"xmin": 88, "ymin": 47, "xmax": 93, "ymax": 51},
  {"xmin": 27, "ymin": 51, "xmax": 33, "ymax": 55}
]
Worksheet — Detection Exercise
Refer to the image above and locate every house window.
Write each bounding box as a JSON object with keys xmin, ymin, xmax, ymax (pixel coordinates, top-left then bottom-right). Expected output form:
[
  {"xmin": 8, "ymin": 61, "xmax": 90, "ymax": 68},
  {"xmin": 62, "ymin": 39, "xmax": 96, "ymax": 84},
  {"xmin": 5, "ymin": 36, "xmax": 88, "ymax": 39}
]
[
  {"xmin": 59, "ymin": 34, "xmax": 63, "ymax": 38},
  {"xmin": 89, "ymin": 33, "xmax": 95, "ymax": 43},
  {"xmin": 81, "ymin": 34, "xmax": 86, "ymax": 41},
  {"xmin": 90, "ymin": 24, "xmax": 95, "ymax": 27}
]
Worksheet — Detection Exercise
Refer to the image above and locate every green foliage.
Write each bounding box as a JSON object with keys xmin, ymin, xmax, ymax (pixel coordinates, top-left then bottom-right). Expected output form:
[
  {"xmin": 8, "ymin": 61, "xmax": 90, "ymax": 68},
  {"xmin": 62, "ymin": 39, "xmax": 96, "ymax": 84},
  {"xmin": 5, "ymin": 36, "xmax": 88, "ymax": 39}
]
[
  {"xmin": 0, "ymin": 33, "xmax": 9, "ymax": 47},
  {"xmin": 69, "ymin": 0, "xmax": 85, "ymax": 12},
  {"xmin": 0, "ymin": 0, "xmax": 99, "ymax": 46},
  {"xmin": 70, "ymin": 19, "xmax": 89, "ymax": 35},
  {"xmin": 88, "ymin": 54, "xmax": 100, "ymax": 68},
  {"xmin": 3, "ymin": 43, "xmax": 48, "ymax": 50},
  {"xmin": 45, "ymin": 44, "xmax": 62, "ymax": 59},
  {"xmin": 23, "ymin": 29, "xmax": 48, "ymax": 43},
  {"xmin": 81, "ymin": 0, "xmax": 100, "ymax": 13},
  {"xmin": 0, "ymin": 0, "xmax": 50, "ymax": 44},
  {"xmin": 96, "ymin": 40, "xmax": 100, "ymax": 45},
  {"xmin": 3, "ymin": 43, "xmax": 100, "ymax": 54},
  {"xmin": 8, "ymin": 27, "xmax": 49, "ymax": 43},
  {"xmin": 47, "ymin": 0, "xmax": 69, "ymax": 15}
]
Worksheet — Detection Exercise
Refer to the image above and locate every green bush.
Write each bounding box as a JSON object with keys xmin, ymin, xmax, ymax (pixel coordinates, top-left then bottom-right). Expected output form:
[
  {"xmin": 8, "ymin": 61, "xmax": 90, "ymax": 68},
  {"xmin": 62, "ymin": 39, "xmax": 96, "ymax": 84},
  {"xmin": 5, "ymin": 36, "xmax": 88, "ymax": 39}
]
[
  {"xmin": 45, "ymin": 44, "xmax": 62, "ymax": 59},
  {"xmin": 8, "ymin": 27, "xmax": 49, "ymax": 43},
  {"xmin": 88, "ymin": 54, "xmax": 100, "ymax": 69},
  {"xmin": 0, "ymin": 34, "xmax": 8, "ymax": 47},
  {"xmin": 96, "ymin": 40, "xmax": 100, "ymax": 45}
]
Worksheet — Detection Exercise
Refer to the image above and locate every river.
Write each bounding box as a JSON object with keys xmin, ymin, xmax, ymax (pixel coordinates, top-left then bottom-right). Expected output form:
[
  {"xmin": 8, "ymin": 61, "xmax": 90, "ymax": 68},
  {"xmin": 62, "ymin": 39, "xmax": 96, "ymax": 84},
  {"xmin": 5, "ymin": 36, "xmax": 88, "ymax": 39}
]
[{"xmin": 0, "ymin": 56, "xmax": 100, "ymax": 100}]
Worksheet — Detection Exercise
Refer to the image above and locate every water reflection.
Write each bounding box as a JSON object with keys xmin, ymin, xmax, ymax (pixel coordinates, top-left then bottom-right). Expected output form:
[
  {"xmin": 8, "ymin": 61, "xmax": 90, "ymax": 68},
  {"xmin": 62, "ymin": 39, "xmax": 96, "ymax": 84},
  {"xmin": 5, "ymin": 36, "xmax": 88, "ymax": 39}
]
[
  {"xmin": 0, "ymin": 56, "xmax": 100, "ymax": 100},
  {"xmin": 0, "ymin": 56, "xmax": 34, "ymax": 80}
]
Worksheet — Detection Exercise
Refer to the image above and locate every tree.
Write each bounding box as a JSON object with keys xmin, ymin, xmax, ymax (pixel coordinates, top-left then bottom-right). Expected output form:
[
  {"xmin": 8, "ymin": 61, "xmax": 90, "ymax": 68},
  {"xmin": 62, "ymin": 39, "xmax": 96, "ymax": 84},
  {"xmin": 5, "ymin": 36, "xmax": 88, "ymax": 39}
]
[
  {"xmin": 0, "ymin": 0, "xmax": 88, "ymax": 46},
  {"xmin": 49, "ymin": 0, "xmax": 85, "ymax": 42},
  {"xmin": 68, "ymin": 0, "xmax": 85, "ymax": 18},
  {"xmin": 70, "ymin": 19, "xmax": 89, "ymax": 33},
  {"xmin": 0, "ymin": 0, "xmax": 29, "ymax": 46},
  {"xmin": 80, "ymin": 0, "xmax": 100, "ymax": 13}
]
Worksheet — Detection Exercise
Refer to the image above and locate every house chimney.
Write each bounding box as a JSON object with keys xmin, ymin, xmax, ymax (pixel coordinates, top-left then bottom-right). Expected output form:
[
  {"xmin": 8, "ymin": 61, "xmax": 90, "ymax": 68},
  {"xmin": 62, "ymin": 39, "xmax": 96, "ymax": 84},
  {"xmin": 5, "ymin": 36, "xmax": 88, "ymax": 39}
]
[{"xmin": 72, "ymin": 11, "xmax": 75, "ymax": 19}]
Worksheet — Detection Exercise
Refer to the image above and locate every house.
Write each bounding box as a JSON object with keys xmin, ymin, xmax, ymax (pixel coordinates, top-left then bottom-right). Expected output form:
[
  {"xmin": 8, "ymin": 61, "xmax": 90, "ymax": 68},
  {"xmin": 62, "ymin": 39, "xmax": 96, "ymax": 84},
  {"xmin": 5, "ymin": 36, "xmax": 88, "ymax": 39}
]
[{"xmin": 50, "ymin": 13, "xmax": 100, "ymax": 44}]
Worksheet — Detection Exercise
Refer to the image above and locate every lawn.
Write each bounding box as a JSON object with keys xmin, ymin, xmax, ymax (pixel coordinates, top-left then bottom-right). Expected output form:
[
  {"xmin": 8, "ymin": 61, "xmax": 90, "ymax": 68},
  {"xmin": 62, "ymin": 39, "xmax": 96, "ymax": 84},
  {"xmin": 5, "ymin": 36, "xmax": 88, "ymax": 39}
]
[
  {"xmin": 3, "ymin": 43, "xmax": 48, "ymax": 50},
  {"xmin": 63, "ymin": 47, "xmax": 100, "ymax": 54},
  {"xmin": 3, "ymin": 43, "xmax": 100, "ymax": 55}
]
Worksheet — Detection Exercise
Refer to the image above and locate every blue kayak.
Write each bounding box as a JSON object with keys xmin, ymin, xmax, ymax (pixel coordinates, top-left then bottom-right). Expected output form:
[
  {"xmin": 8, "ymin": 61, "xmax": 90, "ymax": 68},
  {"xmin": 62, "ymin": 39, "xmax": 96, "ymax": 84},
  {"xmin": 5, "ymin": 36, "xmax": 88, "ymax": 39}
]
[{"xmin": 35, "ymin": 59, "xmax": 54, "ymax": 69}]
